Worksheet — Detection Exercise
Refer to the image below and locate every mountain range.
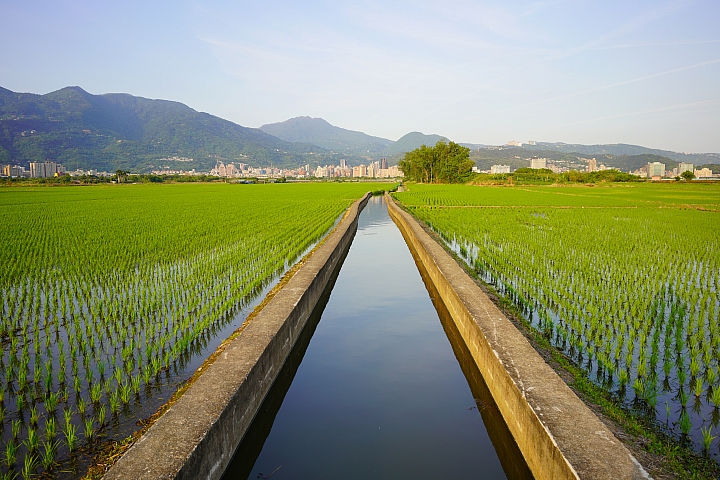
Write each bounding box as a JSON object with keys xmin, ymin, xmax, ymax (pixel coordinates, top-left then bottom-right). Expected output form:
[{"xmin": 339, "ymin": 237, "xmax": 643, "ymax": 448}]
[
  {"xmin": 1, "ymin": 86, "xmax": 718, "ymax": 174},
  {"xmin": 260, "ymin": 117, "xmax": 448, "ymax": 157}
]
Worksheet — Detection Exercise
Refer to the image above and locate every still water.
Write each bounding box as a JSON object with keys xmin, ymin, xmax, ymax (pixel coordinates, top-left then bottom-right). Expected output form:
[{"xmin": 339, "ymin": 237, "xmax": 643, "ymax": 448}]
[{"xmin": 222, "ymin": 196, "xmax": 531, "ymax": 479}]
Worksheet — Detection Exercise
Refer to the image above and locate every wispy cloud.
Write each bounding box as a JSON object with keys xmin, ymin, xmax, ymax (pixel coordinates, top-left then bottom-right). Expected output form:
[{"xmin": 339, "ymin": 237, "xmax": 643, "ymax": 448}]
[
  {"xmin": 535, "ymin": 98, "xmax": 720, "ymax": 132},
  {"xmin": 455, "ymin": 58, "xmax": 720, "ymax": 123}
]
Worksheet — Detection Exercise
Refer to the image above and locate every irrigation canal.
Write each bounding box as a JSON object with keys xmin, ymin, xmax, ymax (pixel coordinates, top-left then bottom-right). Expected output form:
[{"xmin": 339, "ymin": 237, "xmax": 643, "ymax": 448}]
[{"xmin": 221, "ymin": 196, "xmax": 531, "ymax": 479}]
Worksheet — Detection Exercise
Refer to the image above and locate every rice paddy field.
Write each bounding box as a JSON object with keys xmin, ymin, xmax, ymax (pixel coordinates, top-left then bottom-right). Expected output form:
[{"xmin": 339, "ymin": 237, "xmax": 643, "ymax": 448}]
[
  {"xmin": 0, "ymin": 182, "xmax": 381, "ymax": 478},
  {"xmin": 394, "ymin": 182, "xmax": 720, "ymax": 462}
]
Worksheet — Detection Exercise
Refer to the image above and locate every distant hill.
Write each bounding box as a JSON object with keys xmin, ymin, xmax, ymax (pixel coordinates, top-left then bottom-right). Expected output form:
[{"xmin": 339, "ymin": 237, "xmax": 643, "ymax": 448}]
[
  {"xmin": 384, "ymin": 132, "xmax": 448, "ymax": 156},
  {"xmin": 0, "ymin": 86, "xmax": 338, "ymax": 172},
  {"xmin": 531, "ymin": 142, "xmax": 720, "ymax": 166},
  {"xmin": 260, "ymin": 118, "xmax": 450, "ymax": 161},
  {"xmin": 260, "ymin": 117, "xmax": 393, "ymax": 155}
]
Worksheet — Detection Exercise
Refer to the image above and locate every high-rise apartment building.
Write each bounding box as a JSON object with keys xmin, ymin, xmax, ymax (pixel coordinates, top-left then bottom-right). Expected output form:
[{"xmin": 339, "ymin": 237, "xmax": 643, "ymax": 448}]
[
  {"xmin": 647, "ymin": 162, "xmax": 665, "ymax": 179},
  {"xmin": 530, "ymin": 157, "xmax": 547, "ymax": 169},
  {"xmin": 678, "ymin": 162, "xmax": 694, "ymax": 174},
  {"xmin": 29, "ymin": 161, "xmax": 60, "ymax": 178}
]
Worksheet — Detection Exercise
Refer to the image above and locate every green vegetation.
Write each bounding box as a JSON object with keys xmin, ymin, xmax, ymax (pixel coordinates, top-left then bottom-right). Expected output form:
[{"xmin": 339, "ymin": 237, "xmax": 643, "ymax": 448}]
[
  {"xmin": 0, "ymin": 182, "xmax": 377, "ymax": 477},
  {"xmin": 398, "ymin": 141, "xmax": 473, "ymax": 183},
  {"xmin": 0, "ymin": 86, "xmax": 342, "ymax": 173},
  {"xmin": 471, "ymin": 168, "xmax": 643, "ymax": 185},
  {"xmin": 394, "ymin": 183, "xmax": 720, "ymax": 464}
]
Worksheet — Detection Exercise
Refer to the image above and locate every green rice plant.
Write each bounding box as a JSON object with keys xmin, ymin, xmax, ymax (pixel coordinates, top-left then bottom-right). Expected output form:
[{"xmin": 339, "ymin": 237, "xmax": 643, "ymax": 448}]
[
  {"xmin": 700, "ymin": 425, "xmax": 716, "ymax": 452},
  {"xmin": 711, "ymin": 386, "xmax": 720, "ymax": 409},
  {"xmin": 120, "ymin": 382, "xmax": 131, "ymax": 405},
  {"xmin": 109, "ymin": 390, "xmax": 120, "ymax": 415},
  {"xmin": 63, "ymin": 423, "xmax": 77, "ymax": 452},
  {"xmin": 11, "ymin": 419, "xmax": 22, "ymax": 439},
  {"xmin": 84, "ymin": 418, "xmax": 95, "ymax": 443},
  {"xmin": 394, "ymin": 183, "xmax": 720, "ymax": 453},
  {"xmin": 44, "ymin": 392, "xmax": 60, "ymax": 414},
  {"xmin": 693, "ymin": 377, "xmax": 704, "ymax": 398},
  {"xmin": 679, "ymin": 409, "xmax": 692, "ymax": 436},
  {"xmin": 5, "ymin": 439, "xmax": 17, "ymax": 466},
  {"xmin": 24, "ymin": 428, "xmax": 38, "ymax": 452},
  {"xmin": 90, "ymin": 382, "xmax": 102, "ymax": 403},
  {"xmin": 21, "ymin": 453, "xmax": 37, "ymax": 480},
  {"xmin": 43, "ymin": 417, "xmax": 56, "ymax": 441},
  {"xmin": 40, "ymin": 439, "xmax": 59, "ymax": 470},
  {"xmin": 29, "ymin": 406, "xmax": 38, "ymax": 426},
  {"xmin": 97, "ymin": 405, "xmax": 106, "ymax": 427}
]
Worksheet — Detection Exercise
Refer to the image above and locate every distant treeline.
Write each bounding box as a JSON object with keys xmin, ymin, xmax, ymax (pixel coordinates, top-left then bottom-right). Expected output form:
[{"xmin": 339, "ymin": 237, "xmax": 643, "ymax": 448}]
[
  {"xmin": 0, "ymin": 174, "xmax": 224, "ymax": 186},
  {"xmin": 470, "ymin": 168, "xmax": 644, "ymax": 185}
]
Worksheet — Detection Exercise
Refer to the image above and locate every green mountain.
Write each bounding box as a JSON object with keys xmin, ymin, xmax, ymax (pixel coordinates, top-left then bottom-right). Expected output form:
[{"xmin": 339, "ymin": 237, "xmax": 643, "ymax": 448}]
[
  {"xmin": 0, "ymin": 86, "xmax": 337, "ymax": 172},
  {"xmin": 260, "ymin": 118, "xmax": 451, "ymax": 162},
  {"xmin": 260, "ymin": 116, "xmax": 394, "ymax": 155}
]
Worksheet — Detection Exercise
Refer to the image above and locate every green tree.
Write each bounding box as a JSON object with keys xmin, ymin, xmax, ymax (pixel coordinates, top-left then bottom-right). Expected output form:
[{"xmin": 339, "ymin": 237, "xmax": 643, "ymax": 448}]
[
  {"xmin": 115, "ymin": 170, "xmax": 129, "ymax": 184},
  {"xmin": 398, "ymin": 140, "xmax": 473, "ymax": 183},
  {"xmin": 681, "ymin": 170, "xmax": 695, "ymax": 181}
]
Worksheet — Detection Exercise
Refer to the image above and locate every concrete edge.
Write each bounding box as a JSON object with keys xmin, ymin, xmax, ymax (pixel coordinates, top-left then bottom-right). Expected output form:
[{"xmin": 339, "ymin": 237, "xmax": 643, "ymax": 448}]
[
  {"xmin": 386, "ymin": 193, "xmax": 650, "ymax": 480},
  {"xmin": 103, "ymin": 192, "xmax": 371, "ymax": 480}
]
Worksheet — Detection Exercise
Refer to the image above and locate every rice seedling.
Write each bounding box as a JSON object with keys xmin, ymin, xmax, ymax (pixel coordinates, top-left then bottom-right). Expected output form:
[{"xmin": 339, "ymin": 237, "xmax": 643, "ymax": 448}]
[
  {"xmin": 83, "ymin": 418, "xmax": 95, "ymax": 443},
  {"xmin": 0, "ymin": 182, "xmax": 391, "ymax": 475},
  {"xmin": 4, "ymin": 441, "xmax": 17, "ymax": 467},
  {"xmin": 395, "ymin": 182, "xmax": 720, "ymax": 456},
  {"xmin": 63, "ymin": 423, "xmax": 77, "ymax": 452},
  {"xmin": 20, "ymin": 454, "xmax": 36, "ymax": 480},
  {"xmin": 40, "ymin": 440, "xmax": 59, "ymax": 470},
  {"xmin": 701, "ymin": 425, "xmax": 717, "ymax": 452}
]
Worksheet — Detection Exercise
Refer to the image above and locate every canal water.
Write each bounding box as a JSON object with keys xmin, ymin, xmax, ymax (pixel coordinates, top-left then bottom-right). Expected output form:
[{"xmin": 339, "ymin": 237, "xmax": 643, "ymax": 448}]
[{"xmin": 222, "ymin": 196, "xmax": 531, "ymax": 479}]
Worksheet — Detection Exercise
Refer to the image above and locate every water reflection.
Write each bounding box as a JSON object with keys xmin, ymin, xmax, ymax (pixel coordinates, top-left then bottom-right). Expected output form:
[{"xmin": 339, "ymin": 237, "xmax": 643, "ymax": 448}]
[{"xmin": 222, "ymin": 196, "xmax": 530, "ymax": 479}]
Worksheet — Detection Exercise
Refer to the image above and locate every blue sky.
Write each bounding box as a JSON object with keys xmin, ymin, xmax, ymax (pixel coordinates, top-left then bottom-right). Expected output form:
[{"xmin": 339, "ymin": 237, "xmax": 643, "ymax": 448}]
[{"xmin": 1, "ymin": 0, "xmax": 719, "ymax": 152}]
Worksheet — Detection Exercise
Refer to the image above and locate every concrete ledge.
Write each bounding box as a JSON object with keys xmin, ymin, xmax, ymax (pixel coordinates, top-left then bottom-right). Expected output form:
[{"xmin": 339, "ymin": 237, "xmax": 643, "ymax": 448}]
[
  {"xmin": 104, "ymin": 193, "xmax": 370, "ymax": 480},
  {"xmin": 386, "ymin": 194, "xmax": 649, "ymax": 480}
]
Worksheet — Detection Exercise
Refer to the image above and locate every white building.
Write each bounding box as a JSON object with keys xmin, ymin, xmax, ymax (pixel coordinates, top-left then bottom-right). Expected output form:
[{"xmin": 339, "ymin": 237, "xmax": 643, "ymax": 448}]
[
  {"xmin": 695, "ymin": 167, "xmax": 713, "ymax": 178},
  {"xmin": 647, "ymin": 162, "xmax": 665, "ymax": 179},
  {"xmin": 29, "ymin": 161, "xmax": 63, "ymax": 178},
  {"xmin": 491, "ymin": 165, "xmax": 511, "ymax": 174},
  {"xmin": 586, "ymin": 158, "xmax": 598, "ymax": 172},
  {"xmin": 677, "ymin": 162, "xmax": 694, "ymax": 174},
  {"xmin": 530, "ymin": 157, "xmax": 547, "ymax": 169}
]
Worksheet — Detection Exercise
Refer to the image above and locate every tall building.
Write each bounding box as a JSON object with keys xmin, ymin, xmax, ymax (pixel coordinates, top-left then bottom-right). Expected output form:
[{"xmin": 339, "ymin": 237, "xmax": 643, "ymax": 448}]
[
  {"xmin": 678, "ymin": 162, "xmax": 694, "ymax": 174},
  {"xmin": 587, "ymin": 158, "xmax": 597, "ymax": 172},
  {"xmin": 490, "ymin": 165, "xmax": 511, "ymax": 174},
  {"xmin": 530, "ymin": 157, "xmax": 547, "ymax": 169},
  {"xmin": 647, "ymin": 162, "xmax": 665, "ymax": 179},
  {"xmin": 29, "ymin": 161, "xmax": 59, "ymax": 178},
  {"xmin": 695, "ymin": 168, "xmax": 713, "ymax": 178},
  {"xmin": 340, "ymin": 159, "xmax": 347, "ymax": 169},
  {"xmin": 2, "ymin": 165, "xmax": 26, "ymax": 177},
  {"xmin": 380, "ymin": 158, "xmax": 388, "ymax": 170}
]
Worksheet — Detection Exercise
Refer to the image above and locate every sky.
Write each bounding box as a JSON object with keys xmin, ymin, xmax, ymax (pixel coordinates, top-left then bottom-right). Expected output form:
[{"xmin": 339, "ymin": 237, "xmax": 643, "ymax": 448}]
[{"xmin": 1, "ymin": 0, "xmax": 719, "ymax": 152}]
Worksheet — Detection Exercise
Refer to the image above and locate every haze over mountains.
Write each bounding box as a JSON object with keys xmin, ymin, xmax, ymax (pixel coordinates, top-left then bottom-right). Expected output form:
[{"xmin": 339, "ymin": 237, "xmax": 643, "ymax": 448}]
[
  {"xmin": 260, "ymin": 117, "xmax": 447, "ymax": 157},
  {"xmin": 1, "ymin": 86, "xmax": 718, "ymax": 174}
]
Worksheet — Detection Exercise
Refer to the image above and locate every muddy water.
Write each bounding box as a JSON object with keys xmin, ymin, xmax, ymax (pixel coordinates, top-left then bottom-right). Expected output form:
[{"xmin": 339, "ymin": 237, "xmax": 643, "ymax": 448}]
[{"xmin": 222, "ymin": 196, "xmax": 531, "ymax": 479}]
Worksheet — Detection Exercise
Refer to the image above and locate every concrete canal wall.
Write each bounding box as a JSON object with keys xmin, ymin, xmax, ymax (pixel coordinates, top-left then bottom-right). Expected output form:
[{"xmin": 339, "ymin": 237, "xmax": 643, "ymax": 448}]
[
  {"xmin": 104, "ymin": 193, "xmax": 371, "ymax": 480},
  {"xmin": 386, "ymin": 194, "xmax": 649, "ymax": 480}
]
